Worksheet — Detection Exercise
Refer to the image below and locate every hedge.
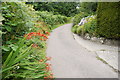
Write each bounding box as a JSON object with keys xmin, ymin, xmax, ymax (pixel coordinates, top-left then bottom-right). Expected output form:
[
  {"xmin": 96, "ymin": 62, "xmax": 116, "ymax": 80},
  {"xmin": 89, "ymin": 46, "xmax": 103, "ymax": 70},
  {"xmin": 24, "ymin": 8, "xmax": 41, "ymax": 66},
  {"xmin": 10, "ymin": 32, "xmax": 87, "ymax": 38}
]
[{"xmin": 97, "ymin": 2, "xmax": 120, "ymax": 39}]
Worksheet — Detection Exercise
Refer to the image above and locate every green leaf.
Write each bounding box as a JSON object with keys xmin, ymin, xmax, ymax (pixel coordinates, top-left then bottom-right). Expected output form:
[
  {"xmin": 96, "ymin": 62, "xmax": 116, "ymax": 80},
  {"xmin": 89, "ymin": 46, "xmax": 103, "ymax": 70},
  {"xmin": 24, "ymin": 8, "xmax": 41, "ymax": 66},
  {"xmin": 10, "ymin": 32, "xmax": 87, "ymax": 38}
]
[
  {"xmin": 5, "ymin": 26, "xmax": 12, "ymax": 32},
  {"xmin": 9, "ymin": 44, "xmax": 18, "ymax": 51},
  {"xmin": 3, "ymin": 50, "xmax": 13, "ymax": 67},
  {"xmin": 2, "ymin": 46, "xmax": 10, "ymax": 51},
  {"xmin": 13, "ymin": 45, "xmax": 32, "ymax": 65}
]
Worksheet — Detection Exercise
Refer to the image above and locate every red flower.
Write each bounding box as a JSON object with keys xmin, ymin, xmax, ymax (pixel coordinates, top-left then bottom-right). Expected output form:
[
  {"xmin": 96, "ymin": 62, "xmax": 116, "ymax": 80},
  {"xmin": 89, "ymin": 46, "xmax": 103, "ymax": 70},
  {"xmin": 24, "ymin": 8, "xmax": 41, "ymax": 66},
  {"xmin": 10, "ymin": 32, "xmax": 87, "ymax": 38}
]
[
  {"xmin": 50, "ymin": 73, "xmax": 53, "ymax": 75},
  {"xmin": 46, "ymin": 57, "xmax": 51, "ymax": 61},
  {"xmin": 44, "ymin": 36, "xmax": 48, "ymax": 39},
  {"xmin": 45, "ymin": 63, "xmax": 51, "ymax": 66},
  {"xmin": 37, "ymin": 33, "xmax": 42, "ymax": 36},
  {"xmin": 43, "ymin": 39, "xmax": 47, "ymax": 41},
  {"xmin": 46, "ymin": 66, "xmax": 51, "ymax": 71},
  {"xmin": 46, "ymin": 32, "xmax": 50, "ymax": 35},
  {"xmin": 46, "ymin": 32, "xmax": 49, "ymax": 34},
  {"xmin": 40, "ymin": 38, "xmax": 43, "ymax": 40},
  {"xmin": 26, "ymin": 35, "xmax": 32, "ymax": 39},
  {"xmin": 44, "ymin": 77, "xmax": 47, "ymax": 79},
  {"xmin": 24, "ymin": 32, "xmax": 49, "ymax": 40},
  {"xmin": 32, "ymin": 44, "xmax": 38, "ymax": 48},
  {"xmin": 39, "ymin": 59, "xmax": 44, "ymax": 62}
]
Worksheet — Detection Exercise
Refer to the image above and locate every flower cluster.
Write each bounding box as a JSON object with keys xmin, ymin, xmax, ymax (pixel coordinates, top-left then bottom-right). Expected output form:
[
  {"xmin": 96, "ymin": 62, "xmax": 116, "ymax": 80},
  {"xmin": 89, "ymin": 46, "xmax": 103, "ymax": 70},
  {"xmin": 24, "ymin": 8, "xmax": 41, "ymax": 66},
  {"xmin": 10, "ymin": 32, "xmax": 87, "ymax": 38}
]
[
  {"xmin": 39, "ymin": 57, "xmax": 54, "ymax": 79},
  {"xmin": 24, "ymin": 32, "xmax": 49, "ymax": 40}
]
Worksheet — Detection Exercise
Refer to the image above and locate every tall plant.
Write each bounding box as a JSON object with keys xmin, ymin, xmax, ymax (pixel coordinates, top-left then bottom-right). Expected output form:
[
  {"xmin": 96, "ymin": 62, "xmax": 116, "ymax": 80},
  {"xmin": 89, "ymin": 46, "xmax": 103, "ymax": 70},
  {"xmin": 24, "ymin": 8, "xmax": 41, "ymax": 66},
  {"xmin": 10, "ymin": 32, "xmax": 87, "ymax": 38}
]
[{"xmin": 1, "ymin": 2, "xmax": 37, "ymax": 44}]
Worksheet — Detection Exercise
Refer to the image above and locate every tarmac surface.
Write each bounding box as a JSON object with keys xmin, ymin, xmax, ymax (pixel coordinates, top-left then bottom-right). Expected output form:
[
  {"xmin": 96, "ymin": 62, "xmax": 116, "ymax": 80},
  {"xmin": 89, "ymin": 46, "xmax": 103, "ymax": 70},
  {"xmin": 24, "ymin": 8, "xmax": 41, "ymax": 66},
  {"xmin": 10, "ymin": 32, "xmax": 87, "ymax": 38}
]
[{"xmin": 46, "ymin": 23, "xmax": 118, "ymax": 78}]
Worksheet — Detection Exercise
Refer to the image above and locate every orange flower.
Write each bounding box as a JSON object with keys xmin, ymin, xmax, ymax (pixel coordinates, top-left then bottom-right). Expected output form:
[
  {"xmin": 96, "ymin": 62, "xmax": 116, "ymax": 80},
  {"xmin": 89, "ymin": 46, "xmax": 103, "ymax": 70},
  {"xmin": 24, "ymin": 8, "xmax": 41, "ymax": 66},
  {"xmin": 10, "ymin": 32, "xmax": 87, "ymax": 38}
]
[
  {"xmin": 39, "ymin": 59, "xmax": 44, "ymax": 62},
  {"xmin": 27, "ymin": 35, "xmax": 32, "ymax": 39},
  {"xmin": 32, "ymin": 44, "xmax": 38, "ymax": 48},
  {"xmin": 46, "ymin": 57, "xmax": 51, "ymax": 61},
  {"xmin": 46, "ymin": 32, "xmax": 50, "ymax": 35},
  {"xmin": 37, "ymin": 33, "xmax": 42, "ymax": 36},
  {"xmin": 45, "ymin": 63, "xmax": 49, "ymax": 66},
  {"xmin": 46, "ymin": 66, "xmax": 51, "ymax": 71},
  {"xmin": 40, "ymin": 38, "xmax": 43, "ymax": 40},
  {"xmin": 50, "ymin": 73, "xmax": 53, "ymax": 75},
  {"xmin": 44, "ymin": 77, "xmax": 47, "ymax": 79},
  {"xmin": 43, "ymin": 39, "xmax": 47, "ymax": 41},
  {"xmin": 45, "ymin": 63, "xmax": 51, "ymax": 66}
]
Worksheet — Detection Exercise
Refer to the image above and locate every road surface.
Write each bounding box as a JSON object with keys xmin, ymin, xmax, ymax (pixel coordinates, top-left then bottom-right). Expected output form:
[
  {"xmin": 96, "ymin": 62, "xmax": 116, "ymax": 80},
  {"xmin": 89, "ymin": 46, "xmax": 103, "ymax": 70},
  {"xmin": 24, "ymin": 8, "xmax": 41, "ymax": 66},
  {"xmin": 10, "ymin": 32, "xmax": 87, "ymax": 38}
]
[{"xmin": 46, "ymin": 23, "xmax": 118, "ymax": 78}]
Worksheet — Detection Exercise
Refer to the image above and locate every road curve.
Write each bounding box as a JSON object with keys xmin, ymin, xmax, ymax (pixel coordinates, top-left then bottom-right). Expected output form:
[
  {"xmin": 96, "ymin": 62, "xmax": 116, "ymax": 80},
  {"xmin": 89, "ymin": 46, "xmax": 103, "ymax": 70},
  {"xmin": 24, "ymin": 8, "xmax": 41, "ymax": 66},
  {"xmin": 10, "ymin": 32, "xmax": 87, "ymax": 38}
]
[{"xmin": 46, "ymin": 23, "xmax": 118, "ymax": 78}]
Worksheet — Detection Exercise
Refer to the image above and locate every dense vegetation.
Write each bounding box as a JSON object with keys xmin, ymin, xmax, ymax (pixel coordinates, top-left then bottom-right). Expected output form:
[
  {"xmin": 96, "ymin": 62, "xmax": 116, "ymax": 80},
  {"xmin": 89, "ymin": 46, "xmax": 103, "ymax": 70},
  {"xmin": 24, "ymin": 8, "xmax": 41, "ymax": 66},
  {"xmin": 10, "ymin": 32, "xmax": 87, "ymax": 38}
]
[
  {"xmin": 1, "ymin": 2, "xmax": 69, "ymax": 80},
  {"xmin": 37, "ymin": 11, "xmax": 68, "ymax": 26},
  {"xmin": 26, "ymin": 2, "xmax": 79, "ymax": 17},
  {"xmin": 72, "ymin": 15, "xmax": 97, "ymax": 36},
  {"xmin": 1, "ymin": 2, "xmax": 119, "ymax": 80},
  {"xmin": 72, "ymin": 2, "xmax": 120, "ymax": 39},
  {"xmin": 97, "ymin": 2, "xmax": 120, "ymax": 39},
  {"xmin": 73, "ymin": 2, "xmax": 97, "ymax": 26}
]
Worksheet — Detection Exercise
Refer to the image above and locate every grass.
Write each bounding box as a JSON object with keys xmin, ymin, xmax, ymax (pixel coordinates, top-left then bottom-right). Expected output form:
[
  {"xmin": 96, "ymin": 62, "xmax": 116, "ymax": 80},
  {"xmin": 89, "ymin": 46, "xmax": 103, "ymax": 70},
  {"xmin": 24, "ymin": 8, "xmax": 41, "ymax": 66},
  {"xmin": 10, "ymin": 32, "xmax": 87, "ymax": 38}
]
[{"xmin": 96, "ymin": 56, "xmax": 108, "ymax": 64}]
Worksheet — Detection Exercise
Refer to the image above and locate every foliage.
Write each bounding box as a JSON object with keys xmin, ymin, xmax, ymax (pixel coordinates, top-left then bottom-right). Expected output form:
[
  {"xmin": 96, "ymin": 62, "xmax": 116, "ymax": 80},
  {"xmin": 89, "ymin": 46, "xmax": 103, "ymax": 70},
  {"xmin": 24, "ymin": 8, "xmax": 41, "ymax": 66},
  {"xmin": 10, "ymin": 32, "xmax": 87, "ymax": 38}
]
[
  {"xmin": 76, "ymin": 25, "xmax": 84, "ymax": 35},
  {"xmin": 2, "ymin": 33, "xmax": 53, "ymax": 79},
  {"xmin": 84, "ymin": 16, "xmax": 97, "ymax": 36},
  {"xmin": 1, "ymin": 2, "xmax": 54, "ymax": 80},
  {"xmin": 72, "ymin": 15, "xmax": 97, "ymax": 37},
  {"xmin": 97, "ymin": 2, "xmax": 120, "ymax": 39},
  {"xmin": 1, "ymin": 2, "xmax": 37, "ymax": 44},
  {"xmin": 79, "ymin": 2, "xmax": 97, "ymax": 14},
  {"xmin": 73, "ymin": 12, "xmax": 89, "ymax": 25},
  {"xmin": 26, "ymin": 2, "xmax": 79, "ymax": 17},
  {"xmin": 37, "ymin": 11, "xmax": 68, "ymax": 26},
  {"xmin": 71, "ymin": 25, "xmax": 79, "ymax": 34},
  {"xmin": 73, "ymin": 2, "xmax": 97, "ymax": 26}
]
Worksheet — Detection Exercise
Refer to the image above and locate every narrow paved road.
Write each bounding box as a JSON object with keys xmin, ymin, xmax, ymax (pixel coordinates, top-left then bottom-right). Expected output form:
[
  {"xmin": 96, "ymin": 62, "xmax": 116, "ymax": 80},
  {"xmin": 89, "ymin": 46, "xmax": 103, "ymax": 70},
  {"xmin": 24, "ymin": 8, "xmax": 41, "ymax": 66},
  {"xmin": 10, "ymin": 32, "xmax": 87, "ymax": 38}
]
[{"xmin": 46, "ymin": 23, "xmax": 118, "ymax": 78}]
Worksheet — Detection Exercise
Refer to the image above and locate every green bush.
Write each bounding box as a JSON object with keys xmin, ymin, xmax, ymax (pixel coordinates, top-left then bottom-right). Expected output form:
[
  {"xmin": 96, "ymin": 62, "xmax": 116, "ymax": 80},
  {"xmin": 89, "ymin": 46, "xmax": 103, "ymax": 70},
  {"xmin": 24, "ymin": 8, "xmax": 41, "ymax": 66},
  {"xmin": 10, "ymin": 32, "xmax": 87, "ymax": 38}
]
[
  {"xmin": 76, "ymin": 25, "xmax": 84, "ymax": 35},
  {"xmin": 1, "ymin": 2, "xmax": 52, "ymax": 79},
  {"xmin": 84, "ymin": 16, "xmax": 97, "ymax": 36},
  {"xmin": 37, "ymin": 11, "xmax": 68, "ymax": 26},
  {"xmin": 97, "ymin": 2, "xmax": 120, "ymax": 39},
  {"xmin": 2, "ymin": 35, "xmax": 50, "ymax": 79},
  {"xmin": 72, "ymin": 15, "xmax": 97, "ymax": 37},
  {"xmin": 1, "ymin": 2, "xmax": 37, "ymax": 44},
  {"xmin": 27, "ymin": 2, "xmax": 79, "ymax": 17},
  {"xmin": 71, "ymin": 25, "xmax": 79, "ymax": 33},
  {"xmin": 73, "ymin": 12, "xmax": 89, "ymax": 26}
]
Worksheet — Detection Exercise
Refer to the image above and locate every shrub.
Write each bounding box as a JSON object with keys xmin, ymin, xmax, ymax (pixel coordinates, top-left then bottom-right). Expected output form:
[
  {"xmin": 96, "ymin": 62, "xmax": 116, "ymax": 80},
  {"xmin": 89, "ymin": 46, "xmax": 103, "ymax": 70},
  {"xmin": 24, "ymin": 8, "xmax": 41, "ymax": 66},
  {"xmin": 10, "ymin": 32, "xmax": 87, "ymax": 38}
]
[
  {"xmin": 1, "ymin": 2, "xmax": 53, "ymax": 79},
  {"xmin": 71, "ymin": 25, "xmax": 79, "ymax": 33},
  {"xmin": 73, "ymin": 12, "xmax": 89, "ymax": 26},
  {"xmin": 2, "ymin": 33, "xmax": 51, "ymax": 79},
  {"xmin": 72, "ymin": 15, "xmax": 97, "ymax": 37},
  {"xmin": 1, "ymin": 2, "xmax": 37, "ymax": 44},
  {"xmin": 37, "ymin": 11, "xmax": 68, "ymax": 26},
  {"xmin": 76, "ymin": 25, "xmax": 84, "ymax": 35},
  {"xmin": 84, "ymin": 16, "xmax": 97, "ymax": 36},
  {"xmin": 97, "ymin": 2, "xmax": 120, "ymax": 39}
]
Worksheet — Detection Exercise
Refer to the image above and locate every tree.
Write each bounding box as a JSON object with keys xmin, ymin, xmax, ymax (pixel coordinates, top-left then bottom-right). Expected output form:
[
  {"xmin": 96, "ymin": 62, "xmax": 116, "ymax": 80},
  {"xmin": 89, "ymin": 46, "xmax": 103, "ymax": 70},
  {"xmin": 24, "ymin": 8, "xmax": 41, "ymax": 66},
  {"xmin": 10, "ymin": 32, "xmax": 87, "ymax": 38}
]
[
  {"xmin": 26, "ymin": 2, "xmax": 79, "ymax": 17},
  {"xmin": 79, "ymin": 2, "xmax": 97, "ymax": 14}
]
